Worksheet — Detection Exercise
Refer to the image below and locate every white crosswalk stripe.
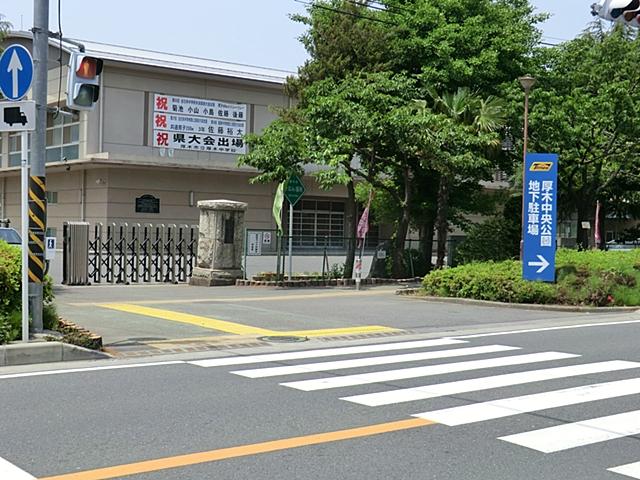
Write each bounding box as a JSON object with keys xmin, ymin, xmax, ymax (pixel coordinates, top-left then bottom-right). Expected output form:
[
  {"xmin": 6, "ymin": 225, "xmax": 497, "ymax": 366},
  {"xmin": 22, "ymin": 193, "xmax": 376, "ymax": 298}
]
[
  {"xmin": 415, "ymin": 377, "xmax": 640, "ymax": 426},
  {"xmin": 189, "ymin": 338, "xmax": 467, "ymax": 368},
  {"xmin": 341, "ymin": 360, "xmax": 640, "ymax": 406},
  {"xmin": 609, "ymin": 461, "xmax": 640, "ymax": 479},
  {"xmin": 232, "ymin": 345, "xmax": 520, "ymax": 378},
  {"xmin": 281, "ymin": 351, "xmax": 580, "ymax": 391},
  {"xmin": 205, "ymin": 336, "xmax": 640, "ymax": 475},
  {"xmin": 499, "ymin": 410, "xmax": 640, "ymax": 453}
]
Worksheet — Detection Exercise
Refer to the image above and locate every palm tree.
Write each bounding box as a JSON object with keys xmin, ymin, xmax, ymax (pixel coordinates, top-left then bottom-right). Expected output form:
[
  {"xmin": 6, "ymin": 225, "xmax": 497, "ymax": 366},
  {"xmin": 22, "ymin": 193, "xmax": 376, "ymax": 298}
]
[
  {"xmin": 0, "ymin": 14, "xmax": 11, "ymax": 40},
  {"xmin": 426, "ymin": 88, "xmax": 506, "ymax": 268}
]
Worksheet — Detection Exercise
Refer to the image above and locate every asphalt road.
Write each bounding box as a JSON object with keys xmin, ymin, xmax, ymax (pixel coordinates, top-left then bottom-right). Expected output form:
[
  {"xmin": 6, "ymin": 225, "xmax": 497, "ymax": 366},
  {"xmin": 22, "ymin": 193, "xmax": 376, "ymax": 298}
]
[
  {"xmin": 53, "ymin": 284, "xmax": 598, "ymax": 353},
  {"xmin": 1, "ymin": 310, "xmax": 640, "ymax": 480}
]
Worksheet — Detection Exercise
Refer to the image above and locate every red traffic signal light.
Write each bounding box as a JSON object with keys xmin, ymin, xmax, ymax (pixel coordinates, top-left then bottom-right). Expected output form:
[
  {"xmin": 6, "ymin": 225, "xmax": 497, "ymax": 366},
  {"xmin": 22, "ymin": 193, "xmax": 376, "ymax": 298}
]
[
  {"xmin": 67, "ymin": 52, "xmax": 103, "ymax": 111},
  {"xmin": 76, "ymin": 57, "xmax": 103, "ymax": 79}
]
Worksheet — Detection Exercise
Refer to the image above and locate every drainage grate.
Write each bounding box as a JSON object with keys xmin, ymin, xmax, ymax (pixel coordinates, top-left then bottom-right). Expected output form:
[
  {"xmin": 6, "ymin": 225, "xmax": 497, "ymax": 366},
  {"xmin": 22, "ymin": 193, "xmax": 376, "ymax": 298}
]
[{"xmin": 258, "ymin": 335, "xmax": 309, "ymax": 343}]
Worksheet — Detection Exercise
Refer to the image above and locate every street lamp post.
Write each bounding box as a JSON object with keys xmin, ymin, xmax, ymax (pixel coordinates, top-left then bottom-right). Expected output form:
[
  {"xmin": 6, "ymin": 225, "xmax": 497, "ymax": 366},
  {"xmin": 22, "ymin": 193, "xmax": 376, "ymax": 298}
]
[{"xmin": 519, "ymin": 75, "xmax": 536, "ymax": 260}]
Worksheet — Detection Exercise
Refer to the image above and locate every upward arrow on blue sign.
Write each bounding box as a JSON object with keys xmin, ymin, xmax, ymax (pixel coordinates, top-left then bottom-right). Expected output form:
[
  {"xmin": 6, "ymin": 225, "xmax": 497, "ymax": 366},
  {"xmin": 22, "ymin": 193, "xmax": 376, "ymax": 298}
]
[{"xmin": 0, "ymin": 44, "xmax": 34, "ymax": 101}]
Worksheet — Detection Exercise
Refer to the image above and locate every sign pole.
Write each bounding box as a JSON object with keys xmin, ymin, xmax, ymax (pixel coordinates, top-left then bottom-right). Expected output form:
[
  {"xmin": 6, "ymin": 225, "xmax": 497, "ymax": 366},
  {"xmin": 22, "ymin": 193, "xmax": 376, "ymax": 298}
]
[
  {"xmin": 283, "ymin": 175, "xmax": 305, "ymax": 282},
  {"xmin": 28, "ymin": 0, "xmax": 49, "ymax": 331},
  {"xmin": 355, "ymin": 245, "xmax": 363, "ymax": 291},
  {"xmin": 288, "ymin": 203, "xmax": 293, "ymax": 280},
  {"xmin": 21, "ymin": 131, "xmax": 29, "ymax": 341}
]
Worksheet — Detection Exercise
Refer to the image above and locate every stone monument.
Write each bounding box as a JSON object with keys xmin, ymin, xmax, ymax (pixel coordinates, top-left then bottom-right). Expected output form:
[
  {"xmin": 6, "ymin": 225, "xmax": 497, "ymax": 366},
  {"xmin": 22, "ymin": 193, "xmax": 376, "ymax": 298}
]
[{"xmin": 189, "ymin": 200, "xmax": 247, "ymax": 286}]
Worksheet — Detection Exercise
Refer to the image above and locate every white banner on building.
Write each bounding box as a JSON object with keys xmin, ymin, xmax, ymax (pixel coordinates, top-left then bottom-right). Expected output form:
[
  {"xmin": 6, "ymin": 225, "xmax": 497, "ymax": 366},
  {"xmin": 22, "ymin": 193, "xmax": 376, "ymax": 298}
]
[{"xmin": 152, "ymin": 93, "xmax": 248, "ymax": 154}]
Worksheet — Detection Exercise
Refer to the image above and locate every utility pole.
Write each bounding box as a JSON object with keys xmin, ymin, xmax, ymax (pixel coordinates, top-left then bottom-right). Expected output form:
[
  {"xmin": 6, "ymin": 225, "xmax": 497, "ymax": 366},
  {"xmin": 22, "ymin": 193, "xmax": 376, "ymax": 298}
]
[{"xmin": 29, "ymin": 0, "xmax": 49, "ymax": 331}]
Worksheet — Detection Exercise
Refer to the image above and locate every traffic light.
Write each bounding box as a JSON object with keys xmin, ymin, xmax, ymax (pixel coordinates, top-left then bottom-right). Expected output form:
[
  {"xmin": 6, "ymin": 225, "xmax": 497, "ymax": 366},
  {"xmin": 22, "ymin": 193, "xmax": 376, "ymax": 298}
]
[{"xmin": 66, "ymin": 51, "xmax": 103, "ymax": 111}]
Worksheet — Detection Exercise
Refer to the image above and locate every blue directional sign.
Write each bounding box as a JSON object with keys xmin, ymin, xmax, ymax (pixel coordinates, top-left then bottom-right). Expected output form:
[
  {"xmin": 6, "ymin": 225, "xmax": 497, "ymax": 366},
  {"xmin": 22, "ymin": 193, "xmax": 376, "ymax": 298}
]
[
  {"xmin": 0, "ymin": 44, "xmax": 34, "ymax": 101},
  {"xmin": 523, "ymin": 153, "xmax": 559, "ymax": 283}
]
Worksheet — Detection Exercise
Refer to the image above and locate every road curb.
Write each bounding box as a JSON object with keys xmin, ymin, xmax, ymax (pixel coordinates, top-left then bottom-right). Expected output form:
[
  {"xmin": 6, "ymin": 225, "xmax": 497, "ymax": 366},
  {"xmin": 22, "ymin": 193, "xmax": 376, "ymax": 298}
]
[
  {"xmin": 0, "ymin": 341, "xmax": 112, "ymax": 366},
  {"xmin": 395, "ymin": 288, "xmax": 640, "ymax": 313},
  {"xmin": 236, "ymin": 277, "xmax": 423, "ymax": 288}
]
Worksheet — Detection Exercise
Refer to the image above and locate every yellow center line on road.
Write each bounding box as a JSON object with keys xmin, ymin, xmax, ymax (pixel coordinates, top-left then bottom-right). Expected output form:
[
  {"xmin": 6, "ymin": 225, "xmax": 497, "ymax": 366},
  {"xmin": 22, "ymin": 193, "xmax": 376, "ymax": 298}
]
[
  {"xmin": 97, "ymin": 303, "xmax": 400, "ymax": 337},
  {"xmin": 67, "ymin": 288, "xmax": 398, "ymax": 307},
  {"xmin": 39, "ymin": 418, "xmax": 434, "ymax": 480}
]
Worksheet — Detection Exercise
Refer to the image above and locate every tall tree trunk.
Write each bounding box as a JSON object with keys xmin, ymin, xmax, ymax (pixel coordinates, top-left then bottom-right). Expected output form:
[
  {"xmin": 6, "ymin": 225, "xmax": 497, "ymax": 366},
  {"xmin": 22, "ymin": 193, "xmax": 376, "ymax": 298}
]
[
  {"xmin": 435, "ymin": 176, "xmax": 450, "ymax": 269},
  {"xmin": 343, "ymin": 180, "xmax": 357, "ymax": 278},
  {"xmin": 420, "ymin": 220, "xmax": 435, "ymax": 274},
  {"xmin": 392, "ymin": 167, "xmax": 412, "ymax": 278}
]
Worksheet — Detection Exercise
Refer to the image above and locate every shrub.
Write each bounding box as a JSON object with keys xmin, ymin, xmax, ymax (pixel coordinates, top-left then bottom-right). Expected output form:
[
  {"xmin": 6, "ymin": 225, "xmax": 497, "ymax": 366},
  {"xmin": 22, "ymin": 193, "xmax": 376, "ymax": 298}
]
[
  {"xmin": 456, "ymin": 217, "xmax": 520, "ymax": 264},
  {"xmin": 0, "ymin": 311, "xmax": 21, "ymax": 345},
  {"xmin": 423, "ymin": 260, "xmax": 556, "ymax": 304},
  {"xmin": 43, "ymin": 303, "xmax": 60, "ymax": 331},
  {"xmin": 328, "ymin": 263, "xmax": 345, "ymax": 279},
  {"xmin": 0, "ymin": 241, "xmax": 21, "ymax": 320},
  {"xmin": 422, "ymin": 248, "xmax": 640, "ymax": 307},
  {"xmin": 0, "ymin": 240, "xmax": 56, "ymax": 344},
  {"xmin": 385, "ymin": 249, "xmax": 430, "ymax": 278}
]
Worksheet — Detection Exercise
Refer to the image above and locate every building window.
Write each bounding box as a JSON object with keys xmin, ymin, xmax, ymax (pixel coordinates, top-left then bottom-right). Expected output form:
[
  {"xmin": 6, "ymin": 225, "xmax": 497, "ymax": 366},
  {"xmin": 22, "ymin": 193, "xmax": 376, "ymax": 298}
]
[
  {"xmin": 8, "ymin": 108, "xmax": 79, "ymax": 167},
  {"xmin": 8, "ymin": 133, "xmax": 29, "ymax": 167},
  {"xmin": 46, "ymin": 109, "xmax": 80, "ymax": 163},
  {"xmin": 289, "ymin": 199, "xmax": 345, "ymax": 248},
  {"xmin": 46, "ymin": 191, "xmax": 58, "ymax": 204}
]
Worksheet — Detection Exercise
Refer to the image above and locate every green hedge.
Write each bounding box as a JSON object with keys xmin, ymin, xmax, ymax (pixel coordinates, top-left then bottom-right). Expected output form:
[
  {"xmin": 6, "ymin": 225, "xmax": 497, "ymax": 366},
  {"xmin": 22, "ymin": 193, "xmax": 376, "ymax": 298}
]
[
  {"xmin": 0, "ymin": 240, "xmax": 55, "ymax": 344},
  {"xmin": 423, "ymin": 248, "xmax": 640, "ymax": 307},
  {"xmin": 456, "ymin": 216, "xmax": 520, "ymax": 264}
]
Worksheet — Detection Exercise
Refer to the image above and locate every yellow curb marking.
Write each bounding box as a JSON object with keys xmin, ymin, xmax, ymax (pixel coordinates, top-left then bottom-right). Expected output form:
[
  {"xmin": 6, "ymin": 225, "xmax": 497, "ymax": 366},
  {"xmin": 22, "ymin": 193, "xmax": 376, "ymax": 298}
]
[
  {"xmin": 97, "ymin": 303, "xmax": 400, "ymax": 337},
  {"xmin": 39, "ymin": 418, "xmax": 434, "ymax": 480},
  {"xmin": 98, "ymin": 304, "xmax": 274, "ymax": 336}
]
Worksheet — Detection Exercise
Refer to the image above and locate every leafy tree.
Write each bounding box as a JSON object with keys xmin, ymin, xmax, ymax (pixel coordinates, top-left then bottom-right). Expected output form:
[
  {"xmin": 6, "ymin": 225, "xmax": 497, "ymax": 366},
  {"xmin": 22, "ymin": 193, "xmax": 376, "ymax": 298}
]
[
  {"xmin": 302, "ymin": 72, "xmax": 427, "ymax": 276},
  {"xmin": 241, "ymin": 0, "xmax": 543, "ymax": 277},
  {"xmin": 415, "ymin": 88, "xmax": 507, "ymax": 268},
  {"xmin": 528, "ymin": 25, "xmax": 640, "ymax": 248},
  {"xmin": 241, "ymin": 118, "xmax": 307, "ymax": 184},
  {"xmin": 0, "ymin": 14, "xmax": 9, "ymax": 36}
]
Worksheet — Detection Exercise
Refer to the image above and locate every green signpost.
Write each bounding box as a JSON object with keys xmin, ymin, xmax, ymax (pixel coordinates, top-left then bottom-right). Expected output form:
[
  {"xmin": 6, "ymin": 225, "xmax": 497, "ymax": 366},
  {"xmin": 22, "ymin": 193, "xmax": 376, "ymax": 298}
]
[
  {"xmin": 284, "ymin": 175, "xmax": 305, "ymax": 280},
  {"xmin": 284, "ymin": 175, "xmax": 305, "ymax": 207}
]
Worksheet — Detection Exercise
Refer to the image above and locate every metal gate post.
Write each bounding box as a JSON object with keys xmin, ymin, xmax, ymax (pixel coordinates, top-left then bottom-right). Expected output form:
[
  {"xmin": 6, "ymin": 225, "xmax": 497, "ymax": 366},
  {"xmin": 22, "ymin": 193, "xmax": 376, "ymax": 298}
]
[
  {"xmin": 95, "ymin": 223, "xmax": 103, "ymax": 283},
  {"xmin": 108, "ymin": 223, "xmax": 115, "ymax": 284}
]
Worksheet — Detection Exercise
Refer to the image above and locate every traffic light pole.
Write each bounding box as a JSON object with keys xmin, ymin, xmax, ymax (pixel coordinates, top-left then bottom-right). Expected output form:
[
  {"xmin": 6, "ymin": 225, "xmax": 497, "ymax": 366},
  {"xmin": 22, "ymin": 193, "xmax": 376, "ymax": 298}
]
[{"xmin": 29, "ymin": 0, "xmax": 49, "ymax": 331}]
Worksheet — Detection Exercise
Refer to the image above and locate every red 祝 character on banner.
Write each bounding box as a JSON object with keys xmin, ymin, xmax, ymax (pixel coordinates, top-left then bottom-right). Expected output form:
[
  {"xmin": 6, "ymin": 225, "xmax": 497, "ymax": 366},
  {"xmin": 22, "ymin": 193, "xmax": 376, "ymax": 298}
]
[
  {"xmin": 156, "ymin": 132, "xmax": 169, "ymax": 147},
  {"xmin": 155, "ymin": 114, "xmax": 167, "ymax": 129},
  {"xmin": 155, "ymin": 96, "xmax": 168, "ymax": 111}
]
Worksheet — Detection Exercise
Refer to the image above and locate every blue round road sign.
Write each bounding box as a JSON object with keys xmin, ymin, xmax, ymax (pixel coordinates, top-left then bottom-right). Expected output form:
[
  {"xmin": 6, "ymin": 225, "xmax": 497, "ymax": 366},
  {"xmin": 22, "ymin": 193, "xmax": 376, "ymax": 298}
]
[{"xmin": 0, "ymin": 44, "xmax": 34, "ymax": 101}]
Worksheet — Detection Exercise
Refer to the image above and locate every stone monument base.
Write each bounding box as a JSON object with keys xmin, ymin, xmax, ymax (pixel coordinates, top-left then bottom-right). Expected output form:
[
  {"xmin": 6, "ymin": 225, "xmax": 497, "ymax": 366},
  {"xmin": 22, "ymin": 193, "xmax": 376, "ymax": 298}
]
[{"xmin": 189, "ymin": 267, "xmax": 243, "ymax": 287}]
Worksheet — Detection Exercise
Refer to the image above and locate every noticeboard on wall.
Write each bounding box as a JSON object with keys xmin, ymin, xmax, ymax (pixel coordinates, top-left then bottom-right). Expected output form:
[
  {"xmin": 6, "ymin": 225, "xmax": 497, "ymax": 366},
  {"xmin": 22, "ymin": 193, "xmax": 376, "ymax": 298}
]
[
  {"xmin": 136, "ymin": 194, "xmax": 160, "ymax": 214},
  {"xmin": 152, "ymin": 93, "xmax": 247, "ymax": 155}
]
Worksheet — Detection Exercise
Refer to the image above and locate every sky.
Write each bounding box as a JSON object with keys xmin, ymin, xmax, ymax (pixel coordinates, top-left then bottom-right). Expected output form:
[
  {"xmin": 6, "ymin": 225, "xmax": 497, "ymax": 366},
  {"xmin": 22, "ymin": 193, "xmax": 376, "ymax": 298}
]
[{"xmin": 2, "ymin": 0, "xmax": 598, "ymax": 72}]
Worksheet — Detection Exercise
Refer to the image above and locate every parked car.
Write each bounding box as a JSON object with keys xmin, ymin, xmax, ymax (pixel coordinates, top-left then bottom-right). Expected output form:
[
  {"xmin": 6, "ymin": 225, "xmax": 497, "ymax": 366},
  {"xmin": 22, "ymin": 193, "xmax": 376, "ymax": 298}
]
[
  {"xmin": 606, "ymin": 240, "xmax": 639, "ymax": 251},
  {"xmin": 0, "ymin": 227, "xmax": 21, "ymax": 246}
]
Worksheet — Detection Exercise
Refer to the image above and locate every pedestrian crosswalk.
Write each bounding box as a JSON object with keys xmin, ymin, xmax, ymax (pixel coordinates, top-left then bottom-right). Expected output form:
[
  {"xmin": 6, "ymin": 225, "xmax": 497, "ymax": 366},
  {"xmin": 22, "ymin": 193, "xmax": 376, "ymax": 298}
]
[
  {"xmin": 280, "ymin": 351, "xmax": 578, "ymax": 391},
  {"xmin": 610, "ymin": 462, "xmax": 640, "ymax": 479},
  {"xmin": 188, "ymin": 337, "xmax": 640, "ymax": 479},
  {"xmin": 342, "ymin": 360, "xmax": 640, "ymax": 406}
]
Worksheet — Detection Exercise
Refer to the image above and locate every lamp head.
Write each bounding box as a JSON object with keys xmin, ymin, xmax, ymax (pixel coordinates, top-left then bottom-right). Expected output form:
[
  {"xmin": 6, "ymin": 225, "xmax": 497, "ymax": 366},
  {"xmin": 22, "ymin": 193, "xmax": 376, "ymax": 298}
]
[{"xmin": 519, "ymin": 75, "xmax": 537, "ymax": 93}]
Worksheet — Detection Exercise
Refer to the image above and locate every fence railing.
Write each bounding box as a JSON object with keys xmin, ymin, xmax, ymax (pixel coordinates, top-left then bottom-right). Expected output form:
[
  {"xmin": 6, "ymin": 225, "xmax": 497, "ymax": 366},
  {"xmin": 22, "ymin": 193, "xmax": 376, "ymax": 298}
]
[
  {"xmin": 243, "ymin": 230, "xmax": 460, "ymax": 280},
  {"xmin": 63, "ymin": 222, "xmax": 198, "ymax": 285}
]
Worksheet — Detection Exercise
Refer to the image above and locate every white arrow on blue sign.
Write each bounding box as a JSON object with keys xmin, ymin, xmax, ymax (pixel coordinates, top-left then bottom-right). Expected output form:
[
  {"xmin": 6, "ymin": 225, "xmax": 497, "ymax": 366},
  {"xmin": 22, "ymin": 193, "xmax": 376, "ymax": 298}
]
[{"xmin": 0, "ymin": 44, "xmax": 34, "ymax": 101}]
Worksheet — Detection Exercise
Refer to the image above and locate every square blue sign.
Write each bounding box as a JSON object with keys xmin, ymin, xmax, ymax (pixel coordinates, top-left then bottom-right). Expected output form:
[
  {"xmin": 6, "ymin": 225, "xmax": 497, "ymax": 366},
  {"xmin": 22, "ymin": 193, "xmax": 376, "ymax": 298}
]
[{"xmin": 523, "ymin": 153, "xmax": 559, "ymax": 282}]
